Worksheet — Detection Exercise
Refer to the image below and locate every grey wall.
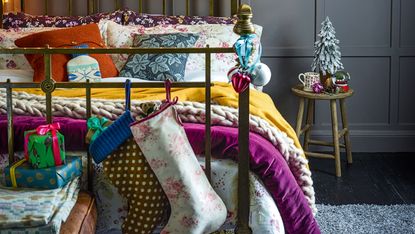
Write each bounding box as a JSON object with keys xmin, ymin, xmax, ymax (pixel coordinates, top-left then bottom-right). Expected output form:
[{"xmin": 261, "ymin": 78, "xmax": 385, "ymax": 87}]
[
  {"xmin": 25, "ymin": 0, "xmax": 415, "ymax": 152},
  {"xmin": 253, "ymin": 0, "xmax": 415, "ymax": 152}
]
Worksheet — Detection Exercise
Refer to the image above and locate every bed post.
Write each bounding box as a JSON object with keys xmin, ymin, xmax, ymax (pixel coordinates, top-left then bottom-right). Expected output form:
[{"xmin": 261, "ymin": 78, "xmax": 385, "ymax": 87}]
[
  {"xmin": 0, "ymin": 0, "xmax": 4, "ymax": 29},
  {"xmin": 231, "ymin": 0, "xmax": 241, "ymax": 16},
  {"xmin": 234, "ymin": 4, "xmax": 255, "ymax": 234}
]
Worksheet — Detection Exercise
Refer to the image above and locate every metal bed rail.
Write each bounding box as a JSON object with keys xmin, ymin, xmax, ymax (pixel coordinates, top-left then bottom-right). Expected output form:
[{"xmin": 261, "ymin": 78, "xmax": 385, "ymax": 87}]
[{"xmin": 0, "ymin": 48, "xmax": 252, "ymax": 233}]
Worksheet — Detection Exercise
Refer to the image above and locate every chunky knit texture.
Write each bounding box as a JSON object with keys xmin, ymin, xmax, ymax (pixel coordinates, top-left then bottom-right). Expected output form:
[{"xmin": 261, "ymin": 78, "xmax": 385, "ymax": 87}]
[{"xmin": 0, "ymin": 90, "xmax": 317, "ymax": 214}]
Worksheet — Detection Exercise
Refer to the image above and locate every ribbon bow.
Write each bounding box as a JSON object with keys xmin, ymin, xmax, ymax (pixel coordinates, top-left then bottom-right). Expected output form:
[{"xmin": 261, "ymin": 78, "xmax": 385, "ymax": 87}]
[
  {"xmin": 24, "ymin": 123, "xmax": 63, "ymax": 166},
  {"xmin": 234, "ymin": 34, "xmax": 262, "ymax": 73},
  {"xmin": 87, "ymin": 117, "xmax": 109, "ymax": 144}
]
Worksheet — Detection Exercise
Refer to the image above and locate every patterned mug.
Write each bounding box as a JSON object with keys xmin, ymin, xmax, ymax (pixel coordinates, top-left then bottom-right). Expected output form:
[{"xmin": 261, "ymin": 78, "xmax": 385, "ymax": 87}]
[{"xmin": 298, "ymin": 72, "xmax": 320, "ymax": 92}]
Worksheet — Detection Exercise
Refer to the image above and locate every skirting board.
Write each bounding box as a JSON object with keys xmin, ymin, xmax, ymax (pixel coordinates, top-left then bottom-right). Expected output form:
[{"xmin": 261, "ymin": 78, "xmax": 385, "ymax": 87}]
[{"xmin": 307, "ymin": 130, "xmax": 415, "ymax": 152}]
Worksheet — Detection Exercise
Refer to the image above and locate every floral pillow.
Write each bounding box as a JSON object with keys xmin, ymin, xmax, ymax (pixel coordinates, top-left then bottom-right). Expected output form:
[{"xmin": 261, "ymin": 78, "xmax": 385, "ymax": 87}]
[
  {"xmin": 100, "ymin": 20, "xmax": 145, "ymax": 71},
  {"xmin": 119, "ymin": 33, "xmax": 198, "ymax": 81},
  {"xmin": 123, "ymin": 9, "xmax": 237, "ymax": 27},
  {"xmin": 104, "ymin": 22, "xmax": 262, "ymax": 75},
  {"xmin": 0, "ymin": 27, "xmax": 57, "ymax": 70},
  {"xmin": 2, "ymin": 10, "xmax": 124, "ymax": 29}
]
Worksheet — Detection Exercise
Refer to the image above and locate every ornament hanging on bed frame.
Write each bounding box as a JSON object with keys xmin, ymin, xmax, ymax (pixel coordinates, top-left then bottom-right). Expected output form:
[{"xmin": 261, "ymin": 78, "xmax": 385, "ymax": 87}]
[{"xmin": 228, "ymin": 32, "xmax": 270, "ymax": 93}]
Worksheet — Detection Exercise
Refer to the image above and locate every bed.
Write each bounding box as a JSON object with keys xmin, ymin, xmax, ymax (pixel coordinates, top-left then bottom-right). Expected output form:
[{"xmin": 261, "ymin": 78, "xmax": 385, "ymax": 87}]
[{"xmin": 0, "ymin": 1, "xmax": 320, "ymax": 233}]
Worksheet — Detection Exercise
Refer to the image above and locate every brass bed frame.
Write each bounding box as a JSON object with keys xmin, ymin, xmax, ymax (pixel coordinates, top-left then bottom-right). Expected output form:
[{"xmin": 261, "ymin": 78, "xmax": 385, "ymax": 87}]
[{"xmin": 0, "ymin": 1, "xmax": 254, "ymax": 233}]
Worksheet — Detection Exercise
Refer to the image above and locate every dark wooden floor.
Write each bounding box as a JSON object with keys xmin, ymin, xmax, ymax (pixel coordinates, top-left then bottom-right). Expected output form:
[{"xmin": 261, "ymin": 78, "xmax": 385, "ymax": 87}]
[{"xmin": 309, "ymin": 153, "xmax": 415, "ymax": 205}]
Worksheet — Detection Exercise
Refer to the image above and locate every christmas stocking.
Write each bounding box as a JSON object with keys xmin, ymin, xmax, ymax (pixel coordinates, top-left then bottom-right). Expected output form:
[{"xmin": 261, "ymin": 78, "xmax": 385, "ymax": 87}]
[{"xmin": 130, "ymin": 101, "xmax": 227, "ymax": 233}]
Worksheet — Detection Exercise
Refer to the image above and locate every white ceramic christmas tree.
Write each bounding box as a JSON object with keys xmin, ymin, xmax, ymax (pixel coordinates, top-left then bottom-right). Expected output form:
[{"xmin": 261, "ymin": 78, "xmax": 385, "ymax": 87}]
[{"xmin": 312, "ymin": 16, "xmax": 344, "ymax": 76}]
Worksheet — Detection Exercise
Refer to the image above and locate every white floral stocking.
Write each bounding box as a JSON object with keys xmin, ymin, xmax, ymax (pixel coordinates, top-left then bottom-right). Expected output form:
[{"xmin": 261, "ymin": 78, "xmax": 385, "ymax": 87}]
[{"xmin": 130, "ymin": 104, "xmax": 227, "ymax": 233}]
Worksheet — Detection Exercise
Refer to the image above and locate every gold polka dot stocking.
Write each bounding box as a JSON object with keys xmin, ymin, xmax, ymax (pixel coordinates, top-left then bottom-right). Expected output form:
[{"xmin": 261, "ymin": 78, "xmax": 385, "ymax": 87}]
[{"xmin": 102, "ymin": 138, "xmax": 169, "ymax": 234}]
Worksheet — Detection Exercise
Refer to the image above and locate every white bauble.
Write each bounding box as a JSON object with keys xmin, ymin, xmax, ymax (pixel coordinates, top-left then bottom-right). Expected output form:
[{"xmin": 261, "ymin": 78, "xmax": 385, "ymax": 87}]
[{"xmin": 251, "ymin": 63, "xmax": 271, "ymax": 86}]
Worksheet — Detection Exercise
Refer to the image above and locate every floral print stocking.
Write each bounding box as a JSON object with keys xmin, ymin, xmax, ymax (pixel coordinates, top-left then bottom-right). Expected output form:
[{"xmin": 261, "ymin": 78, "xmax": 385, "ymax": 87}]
[{"xmin": 130, "ymin": 103, "xmax": 227, "ymax": 233}]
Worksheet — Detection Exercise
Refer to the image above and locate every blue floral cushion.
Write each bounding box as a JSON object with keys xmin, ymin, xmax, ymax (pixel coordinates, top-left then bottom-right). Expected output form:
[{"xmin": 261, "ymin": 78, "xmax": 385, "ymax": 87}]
[{"xmin": 119, "ymin": 33, "xmax": 199, "ymax": 81}]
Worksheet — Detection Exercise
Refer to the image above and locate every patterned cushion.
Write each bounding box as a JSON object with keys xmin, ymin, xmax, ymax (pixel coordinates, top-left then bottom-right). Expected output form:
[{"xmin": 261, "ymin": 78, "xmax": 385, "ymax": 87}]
[
  {"xmin": 123, "ymin": 10, "xmax": 237, "ymax": 27},
  {"xmin": 119, "ymin": 33, "xmax": 198, "ymax": 81},
  {"xmin": 102, "ymin": 137, "xmax": 169, "ymax": 234},
  {"xmin": 14, "ymin": 24, "xmax": 119, "ymax": 82},
  {"xmin": 2, "ymin": 10, "xmax": 124, "ymax": 29},
  {"xmin": 100, "ymin": 20, "xmax": 145, "ymax": 71}
]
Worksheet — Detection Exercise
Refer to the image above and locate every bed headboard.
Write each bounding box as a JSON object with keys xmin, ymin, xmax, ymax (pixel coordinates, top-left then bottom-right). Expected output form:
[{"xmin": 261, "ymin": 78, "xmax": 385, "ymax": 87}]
[{"xmin": 1, "ymin": 0, "xmax": 241, "ymax": 19}]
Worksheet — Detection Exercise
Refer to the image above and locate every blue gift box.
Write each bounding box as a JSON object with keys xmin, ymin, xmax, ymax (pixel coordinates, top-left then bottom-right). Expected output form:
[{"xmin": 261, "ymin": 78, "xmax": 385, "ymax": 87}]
[{"xmin": 4, "ymin": 155, "xmax": 82, "ymax": 189}]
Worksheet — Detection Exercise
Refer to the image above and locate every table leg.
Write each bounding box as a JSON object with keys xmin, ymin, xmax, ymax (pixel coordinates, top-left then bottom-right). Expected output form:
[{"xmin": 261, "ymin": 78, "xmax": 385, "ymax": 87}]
[
  {"xmin": 303, "ymin": 99, "xmax": 314, "ymax": 151},
  {"xmin": 340, "ymin": 99, "xmax": 353, "ymax": 164},
  {"xmin": 330, "ymin": 99, "xmax": 341, "ymax": 177},
  {"xmin": 295, "ymin": 98, "xmax": 305, "ymax": 137}
]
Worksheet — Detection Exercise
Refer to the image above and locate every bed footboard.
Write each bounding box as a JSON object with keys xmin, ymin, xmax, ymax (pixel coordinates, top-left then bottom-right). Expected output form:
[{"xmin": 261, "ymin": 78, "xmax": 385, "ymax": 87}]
[{"xmin": 0, "ymin": 4, "xmax": 255, "ymax": 234}]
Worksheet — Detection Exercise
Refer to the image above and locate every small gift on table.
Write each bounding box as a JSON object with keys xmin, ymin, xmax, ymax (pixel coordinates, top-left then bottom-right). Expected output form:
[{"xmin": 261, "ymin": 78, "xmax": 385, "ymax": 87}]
[
  {"xmin": 4, "ymin": 155, "xmax": 82, "ymax": 189},
  {"xmin": 24, "ymin": 123, "xmax": 65, "ymax": 169}
]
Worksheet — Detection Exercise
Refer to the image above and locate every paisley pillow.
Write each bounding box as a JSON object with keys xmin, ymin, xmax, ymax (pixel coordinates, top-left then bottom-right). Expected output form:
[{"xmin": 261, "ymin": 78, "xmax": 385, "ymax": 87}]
[{"xmin": 119, "ymin": 33, "xmax": 198, "ymax": 81}]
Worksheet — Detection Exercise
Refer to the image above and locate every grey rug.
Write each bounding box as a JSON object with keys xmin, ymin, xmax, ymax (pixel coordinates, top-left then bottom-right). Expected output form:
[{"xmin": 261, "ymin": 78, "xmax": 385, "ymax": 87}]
[{"xmin": 316, "ymin": 204, "xmax": 415, "ymax": 234}]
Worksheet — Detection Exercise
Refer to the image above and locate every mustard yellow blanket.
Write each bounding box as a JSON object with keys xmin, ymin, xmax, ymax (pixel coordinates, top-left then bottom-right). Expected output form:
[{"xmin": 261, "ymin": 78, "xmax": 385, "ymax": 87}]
[{"xmin": 16, "ymin": 82, "xmax": 302, "ymax": 152}]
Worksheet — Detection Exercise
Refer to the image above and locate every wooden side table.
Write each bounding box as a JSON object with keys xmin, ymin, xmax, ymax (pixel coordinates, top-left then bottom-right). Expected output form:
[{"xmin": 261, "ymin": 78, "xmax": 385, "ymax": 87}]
[{"xmin": 291, "ymin": 85, "xmax": 354, "ymax": 177}]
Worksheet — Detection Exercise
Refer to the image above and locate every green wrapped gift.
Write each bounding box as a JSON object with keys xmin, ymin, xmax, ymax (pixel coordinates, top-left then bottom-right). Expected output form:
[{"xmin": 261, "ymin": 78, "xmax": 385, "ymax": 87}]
[
  {"xmin": 4, "ymin": 155, "xmax": 82, "ymax": 189},
  {"xmin": 24, "ymin": 123, "xmax": 66, "ymax": 169}
]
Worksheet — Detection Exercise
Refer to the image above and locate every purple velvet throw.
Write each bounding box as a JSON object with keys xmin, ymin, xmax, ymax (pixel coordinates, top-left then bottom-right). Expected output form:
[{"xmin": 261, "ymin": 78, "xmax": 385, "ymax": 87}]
[{"xmin": 0, "ymin": 115, "xmax": 320, "ymax": 234}]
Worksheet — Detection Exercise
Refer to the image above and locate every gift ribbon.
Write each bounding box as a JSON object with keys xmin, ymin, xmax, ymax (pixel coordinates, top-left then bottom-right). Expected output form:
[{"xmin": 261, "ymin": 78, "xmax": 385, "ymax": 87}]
[
  {"xmin": 234, "ymin": 34, "xmax": 262, "ymax": 74},
  {"xmin": 87, "ymin": 117, "xmax": 109, "ymax": 143},
  {"xmin": 10, "ymin": 158, "xmax": 26, "ymax": 188},
  {"xmin": 24, "ymin": 123, "xmax": 63, "ymax": 166}
]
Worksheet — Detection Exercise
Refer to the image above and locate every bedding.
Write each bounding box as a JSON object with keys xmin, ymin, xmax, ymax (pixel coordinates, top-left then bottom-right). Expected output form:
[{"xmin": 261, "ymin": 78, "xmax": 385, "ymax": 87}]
[
  {"xmin": 2, "ymin": 10, "xmax": 124, "ymax": 29},
  {"xmin": 100, "ymin": 20, "xmax": 262, "ymax": 75},
  {"xmin": 123, "ymin": 10, "xmax": 237, "ymax": 27},
  {"xmin": 14, "ymin": 24, "xmax": 118, "ymax": 82},
  {"xmin": 120, "ymin": 33, "xmax": 199, "ymax": 81},
  {"xmin": 0, "ymin": 114, "xmax": 318, "ymax": 233},
  {"xmin": 0, "ymin": 83, "xmax": 319, "ymax": 233}
]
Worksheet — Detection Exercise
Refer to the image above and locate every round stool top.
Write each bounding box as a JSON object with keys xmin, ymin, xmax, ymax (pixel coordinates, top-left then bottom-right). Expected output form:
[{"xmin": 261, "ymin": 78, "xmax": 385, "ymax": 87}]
[{"xmin": 291, "ymin": 85, "xmax": 354, "ymax": 100}]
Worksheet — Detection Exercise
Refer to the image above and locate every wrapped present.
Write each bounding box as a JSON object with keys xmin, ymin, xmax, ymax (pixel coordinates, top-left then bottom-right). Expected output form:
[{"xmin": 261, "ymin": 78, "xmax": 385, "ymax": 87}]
[
  {"xmin": 24, "ymin": 123, "xmax": 65, "ymax": 169},
  {"xmin": 4, "ymin": 155, "xmax": 82, "ymax": 189}
]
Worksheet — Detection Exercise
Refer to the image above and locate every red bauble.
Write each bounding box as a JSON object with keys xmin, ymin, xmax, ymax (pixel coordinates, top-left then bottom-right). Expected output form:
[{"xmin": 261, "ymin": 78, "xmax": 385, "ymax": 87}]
[{"xmin": 231, "ymin": 72, "xmax": 251, "ymax": 93}]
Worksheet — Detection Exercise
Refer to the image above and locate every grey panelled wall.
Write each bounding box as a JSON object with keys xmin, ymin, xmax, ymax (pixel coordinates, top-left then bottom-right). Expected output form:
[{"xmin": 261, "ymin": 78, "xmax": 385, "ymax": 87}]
[
  {"xmin": 254, "ymin": 0, "xmax": 415, "ymax": 152},
  {"xmin": 22, "ymin": 0, "xmax": 415, "ymax": 152}
]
